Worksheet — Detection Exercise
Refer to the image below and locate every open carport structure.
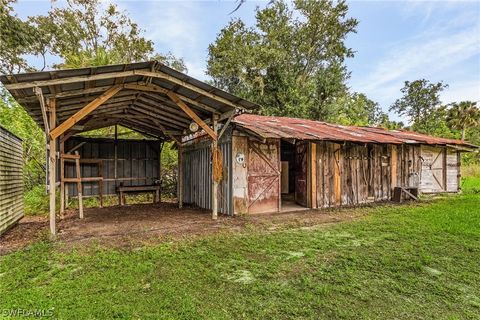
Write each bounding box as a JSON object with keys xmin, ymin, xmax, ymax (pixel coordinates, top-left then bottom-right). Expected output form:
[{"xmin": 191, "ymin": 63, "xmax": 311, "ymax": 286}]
[{"xmin": 0, "ymin": 61, "xmax": 257, "ymax": 236}]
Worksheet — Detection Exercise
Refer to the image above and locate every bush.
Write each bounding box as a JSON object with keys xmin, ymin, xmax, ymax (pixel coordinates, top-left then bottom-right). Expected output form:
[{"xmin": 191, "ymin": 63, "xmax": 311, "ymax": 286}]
[{"xmin": 24, "ymin": 185, "xmax": 49, "ymax": 215}]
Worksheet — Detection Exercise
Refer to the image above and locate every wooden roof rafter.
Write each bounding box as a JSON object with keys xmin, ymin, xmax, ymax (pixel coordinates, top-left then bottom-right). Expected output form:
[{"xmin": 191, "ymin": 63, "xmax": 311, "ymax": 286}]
[{"xmin": 0, "ymin": 61, "xmax": 258, "ymax": 141}]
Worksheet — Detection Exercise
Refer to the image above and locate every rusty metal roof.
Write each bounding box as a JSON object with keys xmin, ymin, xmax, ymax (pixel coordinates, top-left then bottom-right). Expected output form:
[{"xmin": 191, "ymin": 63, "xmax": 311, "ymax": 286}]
[{"xmin": 233, "ymin": 114, "xmax": 477, "ymax": 147}]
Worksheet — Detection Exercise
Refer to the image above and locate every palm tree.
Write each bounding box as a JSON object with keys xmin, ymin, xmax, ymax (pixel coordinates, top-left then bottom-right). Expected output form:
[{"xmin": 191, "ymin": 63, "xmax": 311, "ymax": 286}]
[{"xmin": 446, "ymin": 101, "xmax": 480, "ymax": 141}]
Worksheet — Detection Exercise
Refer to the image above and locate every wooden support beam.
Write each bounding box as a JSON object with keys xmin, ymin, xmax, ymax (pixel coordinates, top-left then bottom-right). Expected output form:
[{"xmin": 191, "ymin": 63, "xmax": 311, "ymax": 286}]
[
  {"xmin": 60, "ymin": 153, "xmax": 81, "ymax": 160},
  {"xmin": 5, "ymin": 70, "xmax": 137, "ymax": 90},
  {"xmin": 136, "ymin": 70, "xmax": 246, "ymax": 110},
  {"xmin": 158, "ymin": 141, "xmax": 162, "ymax": 203},
  {"xmin": 50, "ymin": 85, "xmax": 122, "ymax": 140},
  {"xmin": 217, "ymin": 112, "xmax": 235, "ymax": 140},
  {"xmin": 18, "ymin": 86, "xmax": 118, "ymax": 103},
  {"xmin": 178, "ymin": 145, "xmax": 183, "ymax": 209},
  {"xmin": 390, "ymin": 145, "xmax": 398, "ymax": 192},
  {"xmin": 333, "ymin": 143, "xmax": 342, "ymax": 206},
  {"xmin": 60, "ymin": 139, "xmax": 65, "ymax": 218},
  {"xmin": 211, "ymin": 115, "xmax": 219, "ymax": 220},
  {"xmin": 150, "ymin": 118, "xmax": 181, "ymax": 144},
  {"xmin": 124, "ymin": 83, "xmax": 219, "ymax": 114},
  {"xmin": 48, "ymin": 99, "xmax": 57, "ymax": 237},
  {"xmin": 34, "ymin": 87, "xmax": 50, "ymax": 134},
  {"xmin": 167, "ymin": 91, "xmax": 218, "ymax": 140},
  {"xmin": 75, "ymin": 151, "xmax": 84, "ymax": 219},
  {"xmin": 309, "ymin": 142, "xmax": 317, "ymax": 209},
  {"xmin": 7, "ymin": 69, "xmax": 247, "ymax": 110}
]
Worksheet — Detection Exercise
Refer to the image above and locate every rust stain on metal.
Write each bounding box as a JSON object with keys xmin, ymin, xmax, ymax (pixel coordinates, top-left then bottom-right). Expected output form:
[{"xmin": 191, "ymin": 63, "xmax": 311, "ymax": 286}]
[{"xmin": 233, "ymin": 114, "xmax": 475, "ymax": 147}]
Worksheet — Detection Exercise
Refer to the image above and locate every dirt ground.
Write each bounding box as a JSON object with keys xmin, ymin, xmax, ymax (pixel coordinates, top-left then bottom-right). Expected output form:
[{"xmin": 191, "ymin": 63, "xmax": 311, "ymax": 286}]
[{"xmin": 0, "ymin": 202, "xmax": 367, "ymax": 254}]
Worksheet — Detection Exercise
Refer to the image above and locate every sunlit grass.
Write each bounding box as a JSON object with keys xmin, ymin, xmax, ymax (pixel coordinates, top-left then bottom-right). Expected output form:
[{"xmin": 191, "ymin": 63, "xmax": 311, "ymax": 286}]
[{"xmin": 4, "ymin": 177, "xmax": 479, "ymax": 319}]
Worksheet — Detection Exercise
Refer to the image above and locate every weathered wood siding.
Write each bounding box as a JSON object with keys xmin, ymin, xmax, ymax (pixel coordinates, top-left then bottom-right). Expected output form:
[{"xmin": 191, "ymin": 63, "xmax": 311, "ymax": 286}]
[
  {"xmin": 395, "ymin": 144, "xmax": 422, "ymax": 189},
  {"xmin": 0, "ymin": 126, "xmax": 23, "ymax": 235},
  {"xmin": 231, "ymin": 134, "xmax": 281, "ymax": 214},
  {"xmin": 420, "ymin": 145, "xmax": 460, "ymax": 193},
  {"xmin": 315, "ymin": 142, "xmax": 393, "ymax": 207},
  {"xmin": 232, "ymin": 135, "xmax": 248, "ymax": 214},
  {"xmin": 246, "ymin": 138, "xmax": 280, "ymax": 214},
  {"xmin": 446, "ymin": 148, "xmax": 460, "ymax": 192},
  {"xmin": 65, "ymin": 137, "xmax": 160, "ymax": 196},
  {"xmin": 315, "ymin": 142, "xmax": 425, "ymax": 208}
]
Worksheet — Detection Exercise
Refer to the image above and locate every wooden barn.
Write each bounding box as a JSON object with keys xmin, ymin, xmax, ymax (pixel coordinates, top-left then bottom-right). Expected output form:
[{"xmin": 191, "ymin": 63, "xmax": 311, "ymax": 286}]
[
  {"xmin": 0, "ymin": 61, "xmax": 477, "ymax": 236},
  {"xmin": 180, "ymin": 114, "xmax": 477, "ymax": 215},
  {"xmin": 0, "ymin": 61, "xmax": 256, "ymax": 236}
]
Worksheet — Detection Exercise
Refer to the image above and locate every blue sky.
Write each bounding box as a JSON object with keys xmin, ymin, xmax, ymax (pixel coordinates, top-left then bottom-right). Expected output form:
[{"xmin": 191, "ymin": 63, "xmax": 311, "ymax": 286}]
[{"xmin": 13, "ymin": 0, "xmax": 480, "ymax": 122}]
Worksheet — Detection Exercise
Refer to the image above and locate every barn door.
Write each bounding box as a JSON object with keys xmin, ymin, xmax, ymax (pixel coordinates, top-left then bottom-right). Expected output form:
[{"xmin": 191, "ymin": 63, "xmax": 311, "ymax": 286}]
[
  {"xmin": 420, "ymin": 146, "xmax": 446, "ymax": 193},
  {"xmin": 247, "ymin": 139, "xmax": 280, "ymax": 213},
  {"xmin": 295, "ymin": 142, "xmax": 308, "ymax": 207}
]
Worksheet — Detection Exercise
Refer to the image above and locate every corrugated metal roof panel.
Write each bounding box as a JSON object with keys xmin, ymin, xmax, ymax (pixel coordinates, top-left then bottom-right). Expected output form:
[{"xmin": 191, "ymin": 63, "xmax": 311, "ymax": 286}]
[{"xmin": 233, "ymin": 114, "xmax": 477, "ymax": 147}]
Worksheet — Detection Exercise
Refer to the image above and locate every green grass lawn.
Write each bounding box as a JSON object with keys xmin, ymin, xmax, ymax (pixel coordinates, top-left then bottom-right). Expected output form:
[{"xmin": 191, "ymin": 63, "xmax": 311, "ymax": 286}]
[{"xmin": 1, "ymin": 179, "xmax": 479, "ymax": 319}]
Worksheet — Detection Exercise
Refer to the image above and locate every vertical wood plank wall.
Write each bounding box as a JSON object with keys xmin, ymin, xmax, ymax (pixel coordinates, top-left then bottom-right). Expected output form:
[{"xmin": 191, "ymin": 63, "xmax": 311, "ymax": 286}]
[
  {"xmin": 65, "ymin": 137, "xmax": 160, "ymax": 196},
  {"xmin": 315, "ymin": 142, "xmax": 425, "ymax": 208},
  {"xmin": 0, "ymin": 126, "xmax": 23, "ymax": 235}
]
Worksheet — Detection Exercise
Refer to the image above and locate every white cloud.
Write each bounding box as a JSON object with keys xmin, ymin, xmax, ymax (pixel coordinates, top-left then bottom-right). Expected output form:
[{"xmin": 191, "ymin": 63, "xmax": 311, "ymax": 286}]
[
  {"xmin": 116, "ymin": 1, "xmax": 208, "ymax": 79},
  {"xmin": 442, "ymin": 80, "xmax": 480, "ymax": 104},
  {"xmin": 356, "ymin": 23, "xmax": 479, "ymax": 93},
  {"xmin": 350, "ymin": 6, "xmax": 480, "ymax": 121}
]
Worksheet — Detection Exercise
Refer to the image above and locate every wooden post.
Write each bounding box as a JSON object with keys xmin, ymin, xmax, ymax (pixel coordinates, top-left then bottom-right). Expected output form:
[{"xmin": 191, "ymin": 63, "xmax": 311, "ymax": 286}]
[
  {"xmin": 211, "ymin": 115, "xmax": 219, "ymax": 220},
  {"xmin": 75, "ymin": 151, "xmax": 84, "ymax": 219},
  {"xmin": 48, "ymin": 98, "xmax": 57, "ymax": 236},
  {"xmin": 59, "ymin": 138, "xmax": 65, "ymax": 218},
  {"xmin": 159, "ymin": 140, "xmax": 162, "ymax": 203},
  {"xmin": 309, "ymin": 142, "xmax": 317, "ymax": 209},
  {"xmin": 333, "ymin": 143, "xmax": 342, "ymax": 206},
  {"xmin": 178, "ymin": 144, "xmax": 183, "ymax": 209},
  {"xmin": 114, "ymin": 125, "xmax": 119, "ymax": 204},
  {"xmin": 98, "ymin": 160, "xmax": 103, "ymax": 208},
  {"xmin": 390, "ymin": 145, "xmax": 398, "ymax": 192}
]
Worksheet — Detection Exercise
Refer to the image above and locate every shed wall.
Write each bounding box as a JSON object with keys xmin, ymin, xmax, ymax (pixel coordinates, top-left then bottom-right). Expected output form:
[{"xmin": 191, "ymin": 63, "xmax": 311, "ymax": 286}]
[
  {"xmin": 0, "ymin": 126, "xmax": 23, "ymax": 235},
  {"xmin": 64, "ymin": 137, "xmax": 160, "ymax": 196},
  {"xmin": 182, "ymin": 129, "xmax": 233, "ymax": 215},
  {"xmin": 315, "ymin": 142, "xmax": 399, "ymax": 208},
  {"xmin": 420, "ymin": 145, "xmax": 460, "ymax": 193}
]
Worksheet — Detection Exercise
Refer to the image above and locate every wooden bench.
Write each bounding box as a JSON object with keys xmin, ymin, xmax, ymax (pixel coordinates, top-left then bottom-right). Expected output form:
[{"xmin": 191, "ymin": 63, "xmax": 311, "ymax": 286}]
[{"xmin": 117, "ymin": 185, "xmax": 161, "ymax": 205}]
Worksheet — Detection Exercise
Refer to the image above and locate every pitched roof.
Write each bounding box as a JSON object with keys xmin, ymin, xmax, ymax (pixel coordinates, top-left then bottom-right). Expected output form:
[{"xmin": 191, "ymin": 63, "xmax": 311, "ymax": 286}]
[
  {"xmin": 0, "ymin": 61, "xmax": 258, "ymax": 139},
  {"xmin": 233, "ymin": 114, "xmax": 477, "ymax": 148}
]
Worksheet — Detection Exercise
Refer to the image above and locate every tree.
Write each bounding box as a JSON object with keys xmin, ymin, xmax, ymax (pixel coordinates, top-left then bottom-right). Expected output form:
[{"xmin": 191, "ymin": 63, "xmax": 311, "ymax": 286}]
[
  {"xmin": 0, "ymin": 0, "xmax": 40, "ymax": 73},
  {"xmin": 29, "ymin": 0, "xmax": 186, "ymax": 71},
  {"xmin": 207, "ymin": 0, "xmax": 358, "ymax": 120},
  {"xmin": 389, "ymin": 79, "xmax": 448, "ymax": 134},
  {"xmin": 326, "ymin": 92, "xmax": 385, "ymax": 126},
  {"xmin": 0, "ymin": 0, "xmax": 186, "ymax": 195},
  {"xmin": 445, "ymin": 101, "xmax": 480, "ymax": 141}
]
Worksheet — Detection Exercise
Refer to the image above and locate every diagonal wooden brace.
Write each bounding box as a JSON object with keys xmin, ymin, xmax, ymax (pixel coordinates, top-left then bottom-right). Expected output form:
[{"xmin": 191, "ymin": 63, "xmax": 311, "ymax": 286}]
[
  {"xmin": 49, "ymin": 85, "xmax": 122, "ymax": 140},
  {"xmin": 166, "ymin": 91, "xmax": 218, "ymax": 140}
]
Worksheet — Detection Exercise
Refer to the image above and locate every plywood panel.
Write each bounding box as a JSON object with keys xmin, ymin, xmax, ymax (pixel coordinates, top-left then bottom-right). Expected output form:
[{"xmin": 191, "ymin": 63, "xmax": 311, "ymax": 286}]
[{"xmin": 420, "ymin": 145, "xmax": 446, "ymax": 193}]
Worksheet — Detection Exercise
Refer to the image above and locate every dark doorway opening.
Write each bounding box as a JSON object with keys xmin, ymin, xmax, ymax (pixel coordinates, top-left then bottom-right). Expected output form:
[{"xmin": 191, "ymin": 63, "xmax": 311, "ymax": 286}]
[{"xmin": 280, "ymin": 140, "xmax": 308, "ymax": 212}]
